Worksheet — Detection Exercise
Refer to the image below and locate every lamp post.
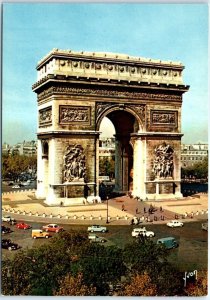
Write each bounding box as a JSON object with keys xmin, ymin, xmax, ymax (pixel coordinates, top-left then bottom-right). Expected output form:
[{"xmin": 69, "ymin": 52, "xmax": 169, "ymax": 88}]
[{"xmin": 106, "ymin": 196, "xmax": 109, "ymax": 224}]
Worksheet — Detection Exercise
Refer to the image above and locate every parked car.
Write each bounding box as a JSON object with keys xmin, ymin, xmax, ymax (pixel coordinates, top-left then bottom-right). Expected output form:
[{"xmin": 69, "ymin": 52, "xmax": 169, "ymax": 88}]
[
  {"xmin": 2, "ymin": 216, "xmax": 16, "ymax": 225},
  {"xmin": 157, "ymin": 237, "xmax": 178, "ymax": 249},
  {"xmin": 12, "ymin": 185, "xmax": 21, "ymax": 189},
  {"xmin": 87, "ymin": 225, "xmax": 107, "ymax": 233},
  {"xmin": 42, "ymin": 224, "xmax": 64, "ymax": 233},
  {"xmin": 131, "ymin": 227, "xmax": 155, "ymax": 238},
  {"xmin": 202, "ymin": 222, "xmax": 208, "ymax": 231},
  {"xmin": 88, "ymin": 234, "xmax": 106, "ymax": 243},
  {"xmin": 1, "ymin": 225, "xmax": 12, "ymax": 234},
  {"xmin": 2, "ymin": 239, "xmax": 20, "ymax": 250},
  {"xmin": 166, "ymin": 220, "xmax": 184, "ymax": 228},
  {"xmin": 16, "ymin": 222, "xmax": 32, "ymax": 230},
  {"xmin": 32, "ymin": 229, "xmax": 52, "ymax": 239}
]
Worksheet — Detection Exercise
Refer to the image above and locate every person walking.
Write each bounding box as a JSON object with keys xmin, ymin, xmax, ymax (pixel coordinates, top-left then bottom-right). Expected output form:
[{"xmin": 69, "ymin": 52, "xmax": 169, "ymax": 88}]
[{"xmin": 122, "ymin": 204, "xmax": 125, "ymax": 211}]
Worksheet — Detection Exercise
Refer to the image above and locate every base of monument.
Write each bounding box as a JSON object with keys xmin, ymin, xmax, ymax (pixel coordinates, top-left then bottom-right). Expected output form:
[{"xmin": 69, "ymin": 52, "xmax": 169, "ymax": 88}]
[
  {"xmin": 44, "ymin": 197, "xmax": 86, "ymax": 206},
  {"xmin": 146, "ymin": 193, "xmax": 183, "ymax": 201}
]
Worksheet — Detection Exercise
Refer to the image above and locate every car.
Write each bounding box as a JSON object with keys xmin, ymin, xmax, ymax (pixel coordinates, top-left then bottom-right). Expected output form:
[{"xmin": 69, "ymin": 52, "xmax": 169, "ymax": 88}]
[
  {"xmin": 88, "ymin": 234, "xmax": 106, "ymax": 243},
  {"xmin": 12, "ymin": 184, "xmax": 21, "ymax": 189},
  {"xmin": 16, "ymin": 222, "xmax": 32, "ymax": 230},
  {"xmin": 1, "ymin": 225, "xmax": 12, "ymax": 234},
  {"xmin": 87, "ymin": 225, "xmax": 107, "ymax": 233},
  {"xmin": 2, "ymin": 216, "xmax": 16, "ymax": 225},
  {"xmin": 131, "ymin": 227, "xmax": 155, "ymax": 238},
  {"xmin": 157, "ymin": 237, "xmax": 178, "ymax": 249},
  {"xmin": 42, "ymin": 224, "xmax": 64, "ymax": 233},
  {"xmin": 2, "ymin": 239, "xmax": 20, "ymax": 250},
  {"xmin": 166, "ymin": 220, "xmax": 184, "ymax": 228},
  {"xmin": 202, "ymin": 222, "xmax": 208, "ymax": 231},
  {"xmin": 32, "ymin": 229, "xmax": 52, "ymax": 239}
]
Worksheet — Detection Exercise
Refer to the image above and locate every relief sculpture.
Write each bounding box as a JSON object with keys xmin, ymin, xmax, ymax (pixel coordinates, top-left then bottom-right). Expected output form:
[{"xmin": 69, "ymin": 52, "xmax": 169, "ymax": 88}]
[
  {"xmin": 39, "ymin": 107, "xmax": 52, "ymax": 126},
  {"xmin": 60, "ymin": 106, "xmax": 90, "ymax": 123},
  {"xmin": 63, "ymin": 144, "xmax": 86, "ymax": 182},
  {"xmin": 153, "ymin": 143, "xmax": 174, "ymax": 179},
  {"xmin": 151, "ymin": 110, "xmax": 177, "ymax": 126}
]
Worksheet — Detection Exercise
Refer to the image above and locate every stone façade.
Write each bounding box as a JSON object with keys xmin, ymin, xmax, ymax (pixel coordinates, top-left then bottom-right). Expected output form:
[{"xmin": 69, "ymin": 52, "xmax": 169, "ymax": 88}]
[{"xmin": 33, "ymin": 49, "xmax": 189, "ymax": 204}]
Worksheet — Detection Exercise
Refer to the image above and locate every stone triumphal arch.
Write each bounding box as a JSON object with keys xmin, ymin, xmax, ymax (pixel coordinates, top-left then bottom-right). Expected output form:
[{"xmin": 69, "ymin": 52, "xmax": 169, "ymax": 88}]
[{"xmin": 32, "ymin": 49, "xmax": 189, "ymax": 205}]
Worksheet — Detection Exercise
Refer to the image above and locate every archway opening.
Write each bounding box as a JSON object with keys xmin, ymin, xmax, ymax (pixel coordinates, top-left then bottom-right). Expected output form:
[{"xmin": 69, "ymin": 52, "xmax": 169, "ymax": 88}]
[{"xmin": 98, "ymin": 110, "xmax": 139, "ymax": 197}]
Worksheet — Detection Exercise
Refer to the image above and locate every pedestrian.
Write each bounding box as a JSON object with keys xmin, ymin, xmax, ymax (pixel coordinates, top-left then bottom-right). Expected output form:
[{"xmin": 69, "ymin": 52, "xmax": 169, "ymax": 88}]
[
  {"xmin": 136, "ymin": 208, "xmax": 138, "ymax": 214},
  {"xmin": 122, "ymin": 204, "xmax": 125, "ymax": 211},
  {"xmin": 160, "ymin": 206, "xmax": 162, "ymax": 212},
  {"xmin": 144, "ymin": 207, "xmax": 146, "ymax": 213}
]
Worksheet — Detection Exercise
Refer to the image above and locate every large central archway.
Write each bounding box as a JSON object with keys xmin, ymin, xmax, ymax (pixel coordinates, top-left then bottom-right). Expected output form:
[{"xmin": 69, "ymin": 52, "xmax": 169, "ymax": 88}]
[
  {"xmin": 98, "ymin": 107, "xmax": 140, "ymax": 193},
  {"xmin": 33, "ymin": 49, "xmax": 189, "ymax": 205}
]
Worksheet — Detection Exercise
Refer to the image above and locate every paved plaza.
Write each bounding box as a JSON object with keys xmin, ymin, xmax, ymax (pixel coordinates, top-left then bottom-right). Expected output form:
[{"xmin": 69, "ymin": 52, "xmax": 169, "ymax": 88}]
[{"xmin": 2, "ymin": 190, "xmax": 208, "ymax": 225}]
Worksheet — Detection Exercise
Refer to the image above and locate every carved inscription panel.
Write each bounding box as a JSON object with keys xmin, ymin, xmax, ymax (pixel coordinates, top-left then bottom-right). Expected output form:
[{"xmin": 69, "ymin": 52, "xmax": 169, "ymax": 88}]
[
  {"xmin": 39, "ymin": 107, "xmax": 52, "ymax": 127},
  {"xmin": 59, "ymin": 106, "xmax": 91, "ymax": 125},
  {"xmin": 151, "ymin": 110, "xmax": 178, "ymax": 127}
]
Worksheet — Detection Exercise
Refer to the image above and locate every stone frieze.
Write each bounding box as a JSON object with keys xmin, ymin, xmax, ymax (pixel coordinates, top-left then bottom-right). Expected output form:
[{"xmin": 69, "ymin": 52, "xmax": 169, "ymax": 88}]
[
  {"xmin": 151, "ymin": 110, "xmax": 178, "ymax": 127},
  {"xmin": 59, "ymin": 105, "xmax": 91, "ymax": 124},
  {"xmin": 37, "ymin": 86, "xmax": 182, "ymax": 102},
  {"xmin": 39, "ymin": 107, "xmax": 52, "ymax": 127}
]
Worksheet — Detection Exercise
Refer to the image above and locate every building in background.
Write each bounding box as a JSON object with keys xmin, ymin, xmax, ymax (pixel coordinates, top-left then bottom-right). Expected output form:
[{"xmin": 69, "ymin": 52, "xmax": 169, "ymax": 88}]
[
  {"xmin": 181, "ymin": 143, "xmax": 208, "ymax": 168},
  {"xmin": 2, "ymin": 140, "xmax": 37, "ymax": 156},
  {"xmin": 99, "ymin": 137, "xmax": 115, "ymax": 159}
]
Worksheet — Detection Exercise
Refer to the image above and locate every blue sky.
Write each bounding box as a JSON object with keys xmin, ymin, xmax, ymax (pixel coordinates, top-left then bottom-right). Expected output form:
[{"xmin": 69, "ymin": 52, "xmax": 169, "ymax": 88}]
[{"xmin": 2, "ymin": 3, "xmax": 208, "ymax": 145}]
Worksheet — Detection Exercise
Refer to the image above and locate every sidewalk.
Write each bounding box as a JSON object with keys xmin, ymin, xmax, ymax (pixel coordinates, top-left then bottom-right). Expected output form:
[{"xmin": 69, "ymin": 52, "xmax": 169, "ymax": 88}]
[{"xmin": 2, "ymin": 190, "xmax": 208, "ymax": 225}]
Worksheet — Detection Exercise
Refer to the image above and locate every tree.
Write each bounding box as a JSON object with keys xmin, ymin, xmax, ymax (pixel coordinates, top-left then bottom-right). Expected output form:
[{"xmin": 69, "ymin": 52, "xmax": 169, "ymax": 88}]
[
  {"xmin": 181, "ymin": 156, "xmax": 208, "ymax": 180},
  {"xmin": 122, "ymin": 238, "xmax": 184, "ymax": 296},
  {"xmin": 71, "ymin": 244, "xmax": 126, "ymax": 295},
  {"xmin": 118, "ymin": 273, "xmax": 157, "ymax": 296},
  {"xmin": 53, "ymin": 273, "xmax": 96, "ymax": 296},
  {"xmin": 2, "ymin": 154, "xmax": 37, "ymax": 181},
  {"xmin": 99, "ymin": 157, "xmax": 115, "ymax": 178}
]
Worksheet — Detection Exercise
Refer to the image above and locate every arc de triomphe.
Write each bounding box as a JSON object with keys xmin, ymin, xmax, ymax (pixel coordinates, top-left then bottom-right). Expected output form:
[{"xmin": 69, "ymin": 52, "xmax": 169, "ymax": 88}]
[{"xmin": 32, "ymin": 49, "xmax": 189, "ymax": 205}]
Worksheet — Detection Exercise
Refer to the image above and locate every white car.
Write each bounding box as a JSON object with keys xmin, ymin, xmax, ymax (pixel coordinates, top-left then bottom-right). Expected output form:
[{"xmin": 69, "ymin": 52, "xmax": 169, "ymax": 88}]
[
  {"xmin": 2, "ymin": 216, "xmax": 16, "ymax": 224},
  {"xmin": 167, "ymin": 220, "xmax": 184, "ymax": 228},
  {"xmin": 132, "ymin": 227, "xmax": 155, "ymax": 238},
  {"xmin": 12, "ymin": 185, "xmax": 20, "ymax": 189},
  {"xmin": 87, "ymin": 225, "xmax": 107, "ymax": 233}
]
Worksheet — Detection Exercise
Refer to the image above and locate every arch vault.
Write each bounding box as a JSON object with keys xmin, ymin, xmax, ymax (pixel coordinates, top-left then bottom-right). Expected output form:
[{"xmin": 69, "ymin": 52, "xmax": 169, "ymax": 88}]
[{"xmin": 32, "ymin": 49, "xmax": 189, "ymax": 205}]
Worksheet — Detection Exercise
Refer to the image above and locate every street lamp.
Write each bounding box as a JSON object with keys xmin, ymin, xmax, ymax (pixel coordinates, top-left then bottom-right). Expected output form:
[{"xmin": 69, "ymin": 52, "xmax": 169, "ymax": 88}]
[{"xmin": 106, "ymin": 196, "xmax": 109, "ymax": 224}]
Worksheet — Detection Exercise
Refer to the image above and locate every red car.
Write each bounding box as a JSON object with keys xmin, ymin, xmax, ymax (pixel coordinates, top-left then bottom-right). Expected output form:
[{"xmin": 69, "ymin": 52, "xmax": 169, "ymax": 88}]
[
  {"xmin": 42, "ymin": 224, "xmax": 63, "ymax": 233},
  {"xmin": 16, "ymin": 222, "xmax": 32, "ymax": 230}
]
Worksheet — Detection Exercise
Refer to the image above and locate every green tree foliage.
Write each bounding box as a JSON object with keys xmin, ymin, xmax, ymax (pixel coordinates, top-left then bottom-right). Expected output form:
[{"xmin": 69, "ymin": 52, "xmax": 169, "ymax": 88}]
[
  {"xmin": 2, "ymin": 154, "xmax": 37, "ymax": 180},
  {"xmin": 1, "ymin": 232, "xmax": 200, "ymax": 296},
  {"xmin": 53, "ymin": 273, "xmax": 96, "ymax": 296},
  {"xmin": 70, "ymin": 243, "xmax": 126, "ymax": 295},
  {"xmin": 181, "ymin": 156, "xmax": 208, "ymax": 179},
  {"xmin": 122, "ymin": 238, "xmax": 184, "ymax": 296},
  {"xmin": 99, "ymin": 157, "xmax": 115, "ymax": 178}
]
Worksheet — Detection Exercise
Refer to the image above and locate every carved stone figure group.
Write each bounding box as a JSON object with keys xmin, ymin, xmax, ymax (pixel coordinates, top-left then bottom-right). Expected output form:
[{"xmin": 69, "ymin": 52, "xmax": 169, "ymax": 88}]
[
  {"xmin": 60, "ymin": 107, "xmax": 89, "ymax": 123},
  {"xmin": 63, "ymin": 144, "xmax": 86, "ymax": 182},
  {"xmin": 153, "ymin": 143, "xmax": 174, "ymax": 179}
]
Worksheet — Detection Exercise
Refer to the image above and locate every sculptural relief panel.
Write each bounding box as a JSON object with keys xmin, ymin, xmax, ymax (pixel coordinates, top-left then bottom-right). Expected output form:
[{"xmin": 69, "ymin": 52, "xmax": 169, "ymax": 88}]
[
  {"xmin": 59, "ymin": 105, "xmax": 91, "ymax": 125},
  {"xmin": 153, "ymin": 142, "xmax": 174, "ymax": 179},
  {"xmin": 63, "ymin": 144, "xmax": 86, "ymax": 183},
  {"xmin": 151, "ymin": 110, "xmax": 178, "ymax": 127},
  {"xmin": 39, "ymin": 107, "xmax": 52, "ymax": 127}
]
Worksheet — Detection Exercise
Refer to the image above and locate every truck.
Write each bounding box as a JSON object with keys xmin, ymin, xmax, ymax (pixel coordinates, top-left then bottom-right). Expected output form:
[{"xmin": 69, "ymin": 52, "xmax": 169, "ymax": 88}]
[
  {"xmin": 157, "ymin": 237, "xmax": 178, "ymax": 249},
  {"xmin": 32, "ymin": 229, "xmax": 52, "ymax": 239}
]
